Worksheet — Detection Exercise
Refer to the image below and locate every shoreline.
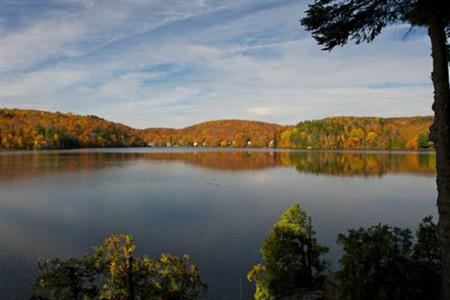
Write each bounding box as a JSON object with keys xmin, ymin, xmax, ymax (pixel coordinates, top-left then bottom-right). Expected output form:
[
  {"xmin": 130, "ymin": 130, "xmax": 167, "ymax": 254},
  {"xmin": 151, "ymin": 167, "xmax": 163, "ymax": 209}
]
[{"xmin": 0, "ymin": 146, "xmax": 436, "ymax": 155}]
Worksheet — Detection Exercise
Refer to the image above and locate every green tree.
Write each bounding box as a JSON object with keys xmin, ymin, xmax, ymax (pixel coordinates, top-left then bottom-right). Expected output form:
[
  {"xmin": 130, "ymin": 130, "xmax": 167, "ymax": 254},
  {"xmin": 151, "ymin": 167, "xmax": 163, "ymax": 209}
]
[
  {"xmin": 32, "ymin": 255, "xmax": 100, "ymax": 300},
  {"xmin": 247, "ymin": 204, "xmax": 329, "ymax": 299},
  {"xmin": 143, "ymin": 254, "xmax": 205, "ymax": 300},
  {"xmin": 412, "ymin": 216, "xmax": 442, "ymax": 296},
  {"xmin": 31, "ymin": 234, "xmax": 205, "ymax": 300},
  {"xmin": 97, "ymin": 234, "xmax": 138, "ymax": 300},
  {"xmin": 366, "ymin": 131, "xmax": 378, "ymax": 148},
  {"xmin": 414, "ymin": 216, "xmax": 441, "ymax": 264},
  {"xmin": 301, "ymin": 1, "xmax": 450, "ymax": 297},
  {"xmin": 418, "ymin": 132, "xmax": 433, "ymax": 149},
  {"xmin": 337, "ymin": 217, "xmax": 441, "ymax": 300}
]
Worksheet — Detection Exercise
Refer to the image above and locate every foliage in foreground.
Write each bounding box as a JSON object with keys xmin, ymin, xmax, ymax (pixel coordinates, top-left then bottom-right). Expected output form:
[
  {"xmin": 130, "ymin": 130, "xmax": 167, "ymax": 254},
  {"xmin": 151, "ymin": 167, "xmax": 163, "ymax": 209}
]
[
  {"xmin": 337, "ymin": 216, "xmax": 441, "ymax": 300},
  {"xmin": 31, "ymin": 234, "xmax": 205, "ymax": 300},
  {"xmin": 247, "ymin": 204, "xmax": 329, "ymax": 300},
  {"xmin": 248, "ymin": 204, "xmax": 441, "ymax": 300},
  {"xmin": 30, "ymin": 213, "xmax": 442, "ymax": 300}
]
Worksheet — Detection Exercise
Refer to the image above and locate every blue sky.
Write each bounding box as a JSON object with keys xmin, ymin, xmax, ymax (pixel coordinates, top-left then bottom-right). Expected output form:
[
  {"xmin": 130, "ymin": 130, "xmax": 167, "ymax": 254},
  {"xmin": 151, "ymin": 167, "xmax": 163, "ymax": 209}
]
[{"xmin": 0, "ymin": 0, "xmax": 433, "ymax": 128}]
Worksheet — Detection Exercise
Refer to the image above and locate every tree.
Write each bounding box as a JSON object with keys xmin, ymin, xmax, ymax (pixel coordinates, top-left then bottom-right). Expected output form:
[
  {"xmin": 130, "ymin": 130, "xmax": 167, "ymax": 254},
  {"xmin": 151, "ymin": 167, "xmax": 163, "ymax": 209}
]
[
  {"xmin": 143, "ymin": 254, "xmax": 205, "ymax": 300},
  {"xmin": 247, "ymin": 204, "xmax": 329, "ymax": 299},
  {"xmin": 32, "ymin": 255, "xmax": 100, "ymax": 300},
  {"xmin": 414, "ymin": 216, "xmax": 441, "ymax": 264},
  {"xmin": 337, "ymin": 217, "xmax": 441, "ymax": 300},
  {"xmin": 301, "ymin": 1, "xmax": 450, "ymax": 297},
  {"xmin": 97, "ymin": 234, "xmax": 138, "ymax": 300},
  {"xmin": 418, "ymin": 131, "xmax": 433, "ymax": 149},
  {"xmin": 366, "ymin": 131, "xmax": 379, "ymax": 148},
  {"xmin": 31, "ymin": 234, "xmax": 205, "ymax": 300}
]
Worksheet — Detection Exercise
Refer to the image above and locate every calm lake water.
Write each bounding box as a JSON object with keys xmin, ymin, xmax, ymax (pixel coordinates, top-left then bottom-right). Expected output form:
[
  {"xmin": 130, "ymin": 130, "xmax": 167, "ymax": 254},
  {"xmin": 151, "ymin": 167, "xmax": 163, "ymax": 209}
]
[{"xmin": 0, "ymin": 148, "xmax": 437, "ymax": 299}]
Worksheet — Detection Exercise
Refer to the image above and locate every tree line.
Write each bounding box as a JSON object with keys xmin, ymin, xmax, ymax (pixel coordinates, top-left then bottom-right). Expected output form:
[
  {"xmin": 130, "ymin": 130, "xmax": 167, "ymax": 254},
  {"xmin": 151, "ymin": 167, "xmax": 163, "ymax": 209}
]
[
  {"xmin": 143, "ymin": 119, "xmax": 282, "ymax": 148},
  {"xmin": 277, "ymin": 116, "xmax": 434, "ymax": 150},
  {"xmin": 0, "ymin": 109, "xmax": 433, "ymax": 150},
  {"xmin": 0, "ymin": 109, "xmax": 144, "ymax": 149}
]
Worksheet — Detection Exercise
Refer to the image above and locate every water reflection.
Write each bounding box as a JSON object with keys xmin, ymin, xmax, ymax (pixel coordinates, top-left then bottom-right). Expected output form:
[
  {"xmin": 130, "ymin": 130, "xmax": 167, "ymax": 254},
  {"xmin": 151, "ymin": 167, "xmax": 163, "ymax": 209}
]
[{"xmin": 0, "ymin": 150, "xmax": 436, "ymax": 182}]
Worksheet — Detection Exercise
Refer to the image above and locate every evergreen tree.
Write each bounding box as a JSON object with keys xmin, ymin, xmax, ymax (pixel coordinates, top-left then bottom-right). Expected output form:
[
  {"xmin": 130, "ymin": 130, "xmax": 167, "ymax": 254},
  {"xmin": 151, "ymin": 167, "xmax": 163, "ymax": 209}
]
[
  {"xmin": 301, "ymin": 1, "xmax": 450, "ymax": 297},
  {"xmin": 247, "ymin": 204, "xmax": 328, "ymax": 299}
]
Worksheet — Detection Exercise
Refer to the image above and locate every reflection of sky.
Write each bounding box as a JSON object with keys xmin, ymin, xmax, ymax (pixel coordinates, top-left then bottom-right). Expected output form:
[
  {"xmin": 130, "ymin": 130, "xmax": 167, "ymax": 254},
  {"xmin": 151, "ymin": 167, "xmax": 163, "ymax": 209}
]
[
  {"xmin": 1, "ymin": 1, "xmax": 432, "ymax": 128},
  {"xmin": 0, "ymin": 150, "xmax": 437, "ymax": 298}
]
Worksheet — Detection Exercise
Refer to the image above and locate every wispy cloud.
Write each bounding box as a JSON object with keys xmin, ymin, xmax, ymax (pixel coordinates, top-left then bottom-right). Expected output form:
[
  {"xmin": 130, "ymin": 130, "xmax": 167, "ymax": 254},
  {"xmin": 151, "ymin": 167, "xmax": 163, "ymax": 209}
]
[{"xmin": 0, "ymin": 0, "xmax": 433, "ymax": 128}]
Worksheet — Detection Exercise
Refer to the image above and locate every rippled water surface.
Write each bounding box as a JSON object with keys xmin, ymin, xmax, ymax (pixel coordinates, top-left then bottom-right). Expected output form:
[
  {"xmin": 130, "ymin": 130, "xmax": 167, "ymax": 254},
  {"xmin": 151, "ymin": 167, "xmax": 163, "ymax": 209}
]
[{"xmin": 0, "ymin": 148, "xmax": 437, "ymax": 299}]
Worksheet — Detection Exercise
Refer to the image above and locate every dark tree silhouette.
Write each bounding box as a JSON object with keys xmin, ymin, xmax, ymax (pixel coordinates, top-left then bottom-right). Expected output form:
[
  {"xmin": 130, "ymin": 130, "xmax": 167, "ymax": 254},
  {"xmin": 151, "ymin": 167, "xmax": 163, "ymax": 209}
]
[
  {"xmin": 337, "ymin": 217, "xmax": 441, "ymax": 300},
  {"xmin": 301, "ymin": 1, "xmax": 450, "ymax": 298}
]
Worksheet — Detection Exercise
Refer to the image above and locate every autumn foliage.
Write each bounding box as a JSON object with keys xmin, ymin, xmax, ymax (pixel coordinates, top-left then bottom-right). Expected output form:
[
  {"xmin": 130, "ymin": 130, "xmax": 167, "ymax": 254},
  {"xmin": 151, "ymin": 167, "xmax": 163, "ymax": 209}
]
[
  {"xmin": 0, "ymin": 109, "xmax": 433, "ymax": 150},
  {"xmin": 0, "ymin": 108, "xmax": 144, "ymax": 149},
  {"xmin": 143, "ymin": 120, "xmax": 283, "ymax": 148},
  {"xmin": 0, "ymin": 151, "xmax": 435, "ymax": 184},
  {"xmin": 277, "ymin": 116, "xmax": 433, "ymax": 150}
]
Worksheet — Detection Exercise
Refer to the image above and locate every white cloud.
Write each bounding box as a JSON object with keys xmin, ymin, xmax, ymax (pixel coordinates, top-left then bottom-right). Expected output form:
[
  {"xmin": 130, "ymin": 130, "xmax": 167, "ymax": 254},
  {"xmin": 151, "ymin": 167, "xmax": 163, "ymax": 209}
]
[{"xmin": 0, "ymin": 0, "xmax": 434, "ymax": 128}]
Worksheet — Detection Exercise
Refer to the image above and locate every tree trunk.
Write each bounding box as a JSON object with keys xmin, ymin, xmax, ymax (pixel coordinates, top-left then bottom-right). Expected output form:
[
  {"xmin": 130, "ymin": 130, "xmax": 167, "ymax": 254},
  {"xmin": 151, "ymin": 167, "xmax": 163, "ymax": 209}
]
[{"xmin": 428, "ymin": 19, "xmax": 450, "ymax": 300}]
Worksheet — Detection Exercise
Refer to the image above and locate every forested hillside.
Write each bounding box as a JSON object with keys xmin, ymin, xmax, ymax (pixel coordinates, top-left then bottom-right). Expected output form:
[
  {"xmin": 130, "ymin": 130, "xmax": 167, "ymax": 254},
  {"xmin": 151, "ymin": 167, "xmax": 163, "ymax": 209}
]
[
  {"xmin": 143, "ymin": 120, "xmax": 283, "ymax": 147},
  {"xmin": 0, "ymin": 109, "xmax": 434, "ymax": 150},
  {"xmin": 276, "ymin": 116, "xmax": 433, "ymax": 150},
  {"xmin": 0, "ymin": 109, "xmax": 144, "ymax": 149}
]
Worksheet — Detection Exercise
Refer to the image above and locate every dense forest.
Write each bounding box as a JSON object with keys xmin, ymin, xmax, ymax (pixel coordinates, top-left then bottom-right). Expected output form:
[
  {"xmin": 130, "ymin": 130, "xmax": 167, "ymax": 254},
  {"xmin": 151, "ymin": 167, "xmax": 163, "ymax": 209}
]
[
  {"xmin": 0, "ymin": 109, "xmax": 434, "ymax": 150},
  {"xmin": 0, "ymin": 109, "xmax": 144, "ymax": 149},
  {"xmin": 277, "ymin": 116, "xmax": 433, "ymax": 150},
  {"xmin": 143, "ymin": 120, "xmax": 283, "ymax": 147}
]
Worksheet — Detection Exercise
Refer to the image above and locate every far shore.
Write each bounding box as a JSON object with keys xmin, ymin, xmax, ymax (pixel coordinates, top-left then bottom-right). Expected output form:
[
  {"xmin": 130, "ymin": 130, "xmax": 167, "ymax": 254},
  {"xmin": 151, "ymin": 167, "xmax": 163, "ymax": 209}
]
[{"xmin": 0, "ymin": 146, "xmax": 436, "ymax": 155}]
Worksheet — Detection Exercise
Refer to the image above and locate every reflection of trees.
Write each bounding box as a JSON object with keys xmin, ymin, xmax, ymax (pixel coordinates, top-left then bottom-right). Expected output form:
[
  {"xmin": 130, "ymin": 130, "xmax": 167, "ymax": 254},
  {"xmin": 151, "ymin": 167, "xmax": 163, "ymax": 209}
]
[
  {"xmin": 0, "ymin": 151, "xmax": 436, "ymax": 182},
  {"xmin": 147, "ymin": 152, "xmax": 279, "ymax": 171},
  {"xmin": 0, "ymin": 152, "xmax": 129, "ymax": 182},
  {"xmin": 285, "ymin": 152, "xmax": 436, "ymax": 177},
  {"xmin": 145, "ymin": 151, "xmax": 436, "ymax": 176}
]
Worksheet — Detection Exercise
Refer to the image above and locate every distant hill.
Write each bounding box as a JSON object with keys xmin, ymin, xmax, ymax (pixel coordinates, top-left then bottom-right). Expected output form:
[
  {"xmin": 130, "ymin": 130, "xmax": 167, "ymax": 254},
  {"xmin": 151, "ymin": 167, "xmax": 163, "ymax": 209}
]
[
  {"xmin": 0, "ymin": 108, "xmax": 144, "ymax": 149},
  {"xmin": 143, "ymin": 120, "xmax": 284, "ymax": 147},
  {"xmin": 0, "ymin": 108, "xmax": 434, "ymax": 150}
]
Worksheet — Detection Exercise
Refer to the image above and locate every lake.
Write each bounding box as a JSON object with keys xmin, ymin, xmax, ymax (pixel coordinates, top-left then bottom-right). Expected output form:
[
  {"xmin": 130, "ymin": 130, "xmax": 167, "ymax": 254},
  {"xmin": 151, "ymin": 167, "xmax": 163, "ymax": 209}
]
[{"xmin": 0, "ymin": 148, "xmax": 437, "ymax": 299}]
